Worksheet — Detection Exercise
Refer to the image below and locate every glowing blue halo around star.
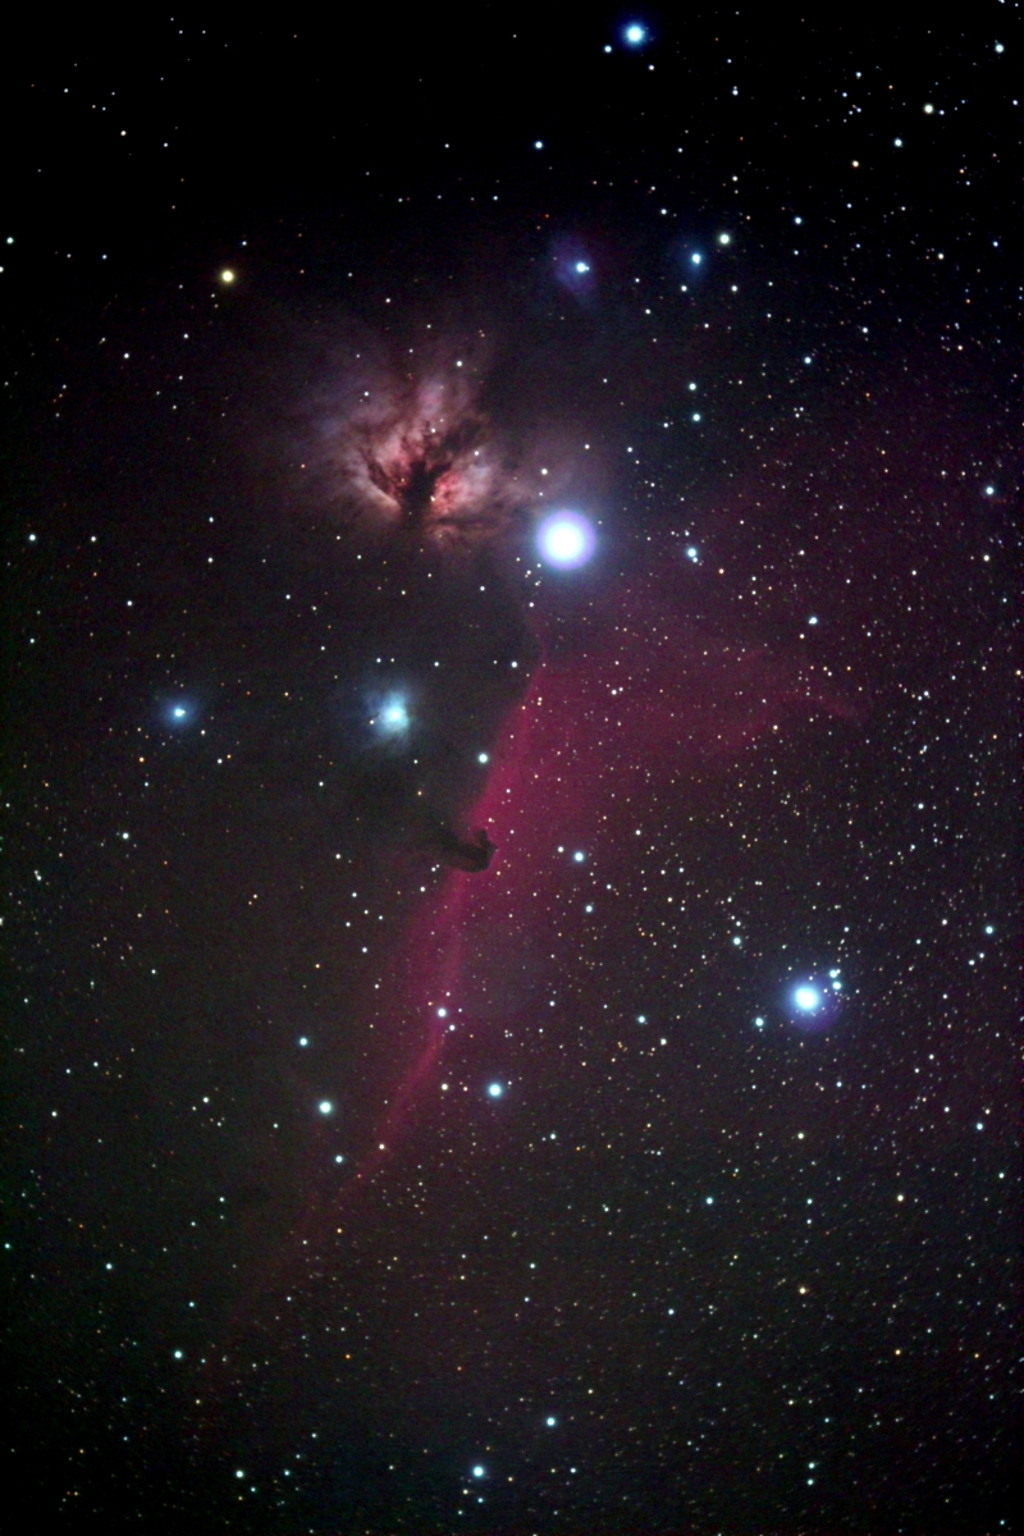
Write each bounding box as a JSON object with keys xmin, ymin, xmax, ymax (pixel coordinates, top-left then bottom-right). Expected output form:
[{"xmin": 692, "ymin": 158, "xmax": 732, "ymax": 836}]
[
  {"xmin": 786, "ymin": 969, "xmax": 843, "ymax": 1032},
  {"xmin": 536, "ymin": 511, "xmax": 596, "ymax": 569},
  {"xmin": 372, "ymin": 693, "xmax": 410, "ymax": 738},
  {"xmin": 624, "ymin": 22, "xmax": 648, "ymax": 47},
  {"xmin": 162, "ymin": 697, "xmax": 196, "ymax": 729}
]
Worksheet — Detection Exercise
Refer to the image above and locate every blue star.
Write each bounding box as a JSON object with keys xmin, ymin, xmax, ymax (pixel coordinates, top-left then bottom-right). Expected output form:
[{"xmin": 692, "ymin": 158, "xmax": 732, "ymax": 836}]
[
  {"xmin": 372, "ymin": 693, "xmax": 410, "ymax": 737},
  {"xmin": 624, "ymin": 22, "xmax": 648, "ymax": 46},
  {"xmin": 164, "ymin": 698, "xmax": 195, "ymax": 728},
  {"xmin": 537, "ymin": 511, "xmax": 596, "ymax": 569}
]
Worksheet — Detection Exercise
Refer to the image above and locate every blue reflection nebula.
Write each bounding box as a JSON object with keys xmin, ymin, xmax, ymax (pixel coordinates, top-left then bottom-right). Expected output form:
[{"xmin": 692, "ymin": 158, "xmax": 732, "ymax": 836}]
[
  {"xmin": 372, "ymin": 694, "xmax": 410, "ymax": 737},
  {"xmin": 164, "ymin": 699, "xmax": 195, "ymax": 729}
]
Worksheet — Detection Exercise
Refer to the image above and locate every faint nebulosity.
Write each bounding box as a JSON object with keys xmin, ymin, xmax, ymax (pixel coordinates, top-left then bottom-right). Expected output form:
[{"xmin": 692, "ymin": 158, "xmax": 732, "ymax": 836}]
[{"xmin": 3, "ymin": 11, "xmax": 1017, "ymax": 1536}]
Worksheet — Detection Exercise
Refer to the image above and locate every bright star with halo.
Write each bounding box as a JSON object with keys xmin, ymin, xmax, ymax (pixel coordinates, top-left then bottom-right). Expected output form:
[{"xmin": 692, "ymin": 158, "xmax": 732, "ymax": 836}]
[
  {"xmin": 537, "ymin": 511, "xmax": 596, "ymax": 569},
  {"xmin": 372, "ymin": 693, "xmax": 410, "ymax": 737},
  {"xmin": 164, "ymin": 698, "xmax": 195, "ymax": 728}
]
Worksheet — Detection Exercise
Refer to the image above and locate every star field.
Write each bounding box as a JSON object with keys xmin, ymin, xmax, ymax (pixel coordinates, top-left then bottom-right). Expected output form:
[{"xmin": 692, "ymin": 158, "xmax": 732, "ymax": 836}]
[{"xmin": 2, "ymin": 10, "xmax": 1018, "ymax": 1535}]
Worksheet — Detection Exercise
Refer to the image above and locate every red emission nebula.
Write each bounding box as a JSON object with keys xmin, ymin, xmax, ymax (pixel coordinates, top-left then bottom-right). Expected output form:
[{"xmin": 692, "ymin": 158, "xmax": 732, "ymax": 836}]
[
  {"xmin": 317, "ymin": 568, "xmax": 863, "ymax": 1240},
  {"xmin": 259, "ymin": 341, "xmax": 874, "ymax": 1285}
]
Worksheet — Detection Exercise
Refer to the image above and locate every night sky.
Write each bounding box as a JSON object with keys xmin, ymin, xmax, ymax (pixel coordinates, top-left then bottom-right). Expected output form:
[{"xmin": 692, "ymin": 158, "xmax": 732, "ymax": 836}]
[{"xmin": 2, "ymin": 10, "xmax": 1019, "ymax": 1534}]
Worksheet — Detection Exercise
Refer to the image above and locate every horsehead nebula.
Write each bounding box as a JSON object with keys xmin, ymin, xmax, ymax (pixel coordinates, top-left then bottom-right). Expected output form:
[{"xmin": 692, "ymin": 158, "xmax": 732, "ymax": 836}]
[{"xmin": 240, "ymin": 306, "xmax": 874, "ymax": 1314}]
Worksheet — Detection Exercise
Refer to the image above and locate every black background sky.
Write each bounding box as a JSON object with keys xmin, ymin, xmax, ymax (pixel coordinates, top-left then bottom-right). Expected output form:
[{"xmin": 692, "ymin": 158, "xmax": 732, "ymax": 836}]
[{"xmin": 2, "ymin": 8, "xmax": 1019, "ymax": 1534}]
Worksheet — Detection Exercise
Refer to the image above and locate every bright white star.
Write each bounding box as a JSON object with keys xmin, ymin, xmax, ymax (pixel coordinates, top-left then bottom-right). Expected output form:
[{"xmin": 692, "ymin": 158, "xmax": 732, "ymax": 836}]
[{"xmin": 537, "ymin": 511, "xmax": 596, "ymax": 569}]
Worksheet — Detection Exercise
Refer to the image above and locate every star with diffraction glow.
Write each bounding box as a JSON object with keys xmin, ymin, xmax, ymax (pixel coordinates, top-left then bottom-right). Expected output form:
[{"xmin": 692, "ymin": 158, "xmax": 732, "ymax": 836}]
[{"xmin": 537, "ymin": 511, "xmax": 596, "ymax": 569}]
